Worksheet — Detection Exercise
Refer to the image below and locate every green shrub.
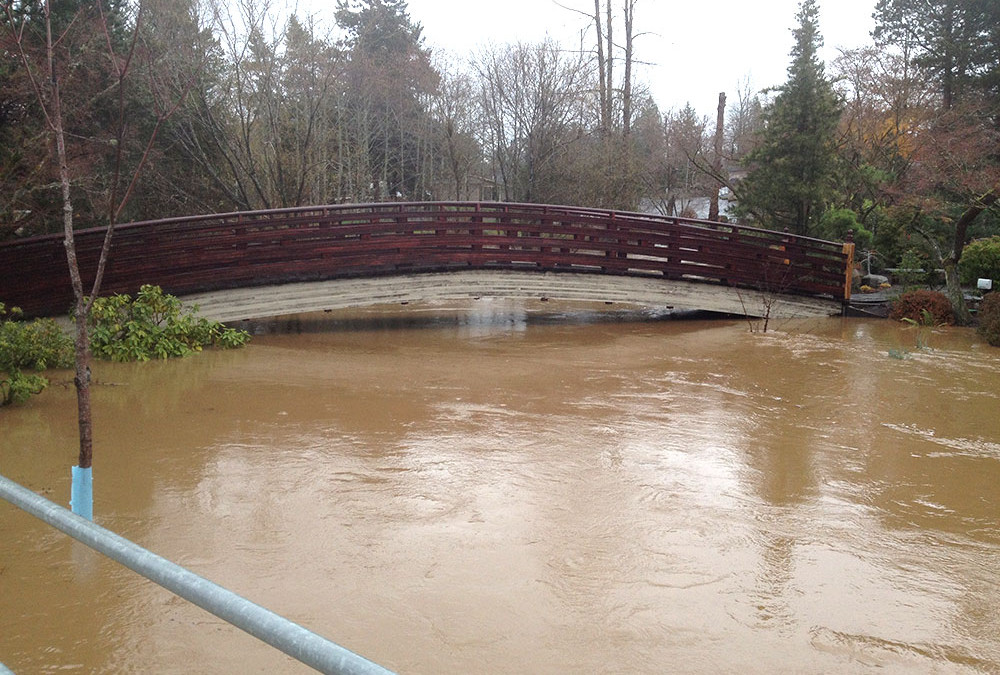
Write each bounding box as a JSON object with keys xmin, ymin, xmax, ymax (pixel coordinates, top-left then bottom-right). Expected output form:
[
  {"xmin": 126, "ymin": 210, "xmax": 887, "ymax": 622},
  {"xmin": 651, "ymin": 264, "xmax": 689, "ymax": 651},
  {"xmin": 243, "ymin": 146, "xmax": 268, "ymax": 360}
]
[
  {"xmin": 978, "ymin": 293, "xmax": 1000, "ymax": 347},
  {"xmin": 889, "ymin": 289, "xmax": 955, "ymax": 325},
  {"xmin": 0, "ymin": 369, "xmax": 49, "ymax": 405},
  {"xmin": 818, "ymin": 208, "xmax": 873, "ymax": 250},
  {"xmin": 959, "ymin": 236, "xmax": 1000, "ymax": 286},
  {"xmin": 88, "ymin": 285, "xmax": 249, "ymax": 362},
  {"xmin": 1, "ymin": 302, "xmax": 74, "ymax": 405}
]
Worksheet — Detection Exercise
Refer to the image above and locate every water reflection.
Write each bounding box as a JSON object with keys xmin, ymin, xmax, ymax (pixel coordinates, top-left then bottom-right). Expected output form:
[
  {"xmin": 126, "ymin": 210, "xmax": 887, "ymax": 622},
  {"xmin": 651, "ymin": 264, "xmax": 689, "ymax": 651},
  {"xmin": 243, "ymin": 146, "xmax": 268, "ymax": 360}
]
[
  {"xmin": 2, "ymin": 303, "xmax": 999, "ymax": 673},
  {"xmin": 235, "ymin": 298, "xmax": 689, "ymax": 336}
]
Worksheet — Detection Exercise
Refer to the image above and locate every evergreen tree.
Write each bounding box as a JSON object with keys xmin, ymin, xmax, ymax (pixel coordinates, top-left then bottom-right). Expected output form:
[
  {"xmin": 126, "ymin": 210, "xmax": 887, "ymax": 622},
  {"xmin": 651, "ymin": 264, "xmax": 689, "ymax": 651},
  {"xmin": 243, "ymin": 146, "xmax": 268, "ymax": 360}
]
[
  {"xmin": 873, "ymin": 0, "xmax": 999, "ymax": 111},
  {"xmin": 734, "ymin": 0, "xmax": 842, "ymax": 235},
  {"xmin": 335, "ymin": 0, "xmax": 438, "ymax": 200}
]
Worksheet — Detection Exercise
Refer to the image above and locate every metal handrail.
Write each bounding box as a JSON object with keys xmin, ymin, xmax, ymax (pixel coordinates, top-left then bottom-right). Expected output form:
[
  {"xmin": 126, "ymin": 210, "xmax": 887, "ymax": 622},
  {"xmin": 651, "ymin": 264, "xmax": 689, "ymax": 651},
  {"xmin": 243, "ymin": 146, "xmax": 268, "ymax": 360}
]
[{"xmin": 0, "ymin": 474, "xmax": 394, "ymax": 675}]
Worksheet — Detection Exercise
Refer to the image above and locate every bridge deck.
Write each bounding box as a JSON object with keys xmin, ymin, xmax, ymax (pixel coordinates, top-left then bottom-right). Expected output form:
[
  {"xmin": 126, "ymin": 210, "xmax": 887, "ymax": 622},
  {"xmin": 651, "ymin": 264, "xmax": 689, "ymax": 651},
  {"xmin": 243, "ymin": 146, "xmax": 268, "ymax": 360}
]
[{"xmin": 0, "ymin": 202, "xmax": 853, "ymax": 319}]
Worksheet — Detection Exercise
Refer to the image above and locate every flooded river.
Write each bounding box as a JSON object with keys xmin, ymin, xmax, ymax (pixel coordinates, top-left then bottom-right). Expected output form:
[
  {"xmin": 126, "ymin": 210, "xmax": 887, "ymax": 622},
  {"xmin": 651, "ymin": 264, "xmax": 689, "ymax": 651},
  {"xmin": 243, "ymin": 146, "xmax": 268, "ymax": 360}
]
[{"xmin": 2, "ymin": 300, "xmax": 999, "ymax": 674}]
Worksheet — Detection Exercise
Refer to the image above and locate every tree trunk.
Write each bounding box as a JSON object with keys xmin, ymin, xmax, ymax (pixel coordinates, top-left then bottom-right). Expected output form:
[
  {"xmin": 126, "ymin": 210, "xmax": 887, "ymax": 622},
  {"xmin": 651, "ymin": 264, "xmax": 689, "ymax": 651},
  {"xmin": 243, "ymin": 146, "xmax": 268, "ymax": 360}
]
[
  {"xmin": 43, "ymin": 6, "xmax": 94, "ymax": 471},
  {"xmin": 709, "ymin": 92, "xmax": 726, "ymax": 221},
  {"xmin": 593, "ymin": 0, "xmax": 609, "ymax": 133},
  {"xmin": 606, "ymin": 0, "xmax": 613, "ymax": 127},
  {"xmin": 947, "ymin": 188, "xmax": 998, "ymax": 325},
  {"xmin": 71, "ymin": 307, "xmax": 94, "ymax": 468},
  {"xmin": 943, "ymin": 259, "xmax": 970, "ymax": 325},
  {"xmin": 622, "ymin": 0, "xmax": 635, "ymax": 136}
]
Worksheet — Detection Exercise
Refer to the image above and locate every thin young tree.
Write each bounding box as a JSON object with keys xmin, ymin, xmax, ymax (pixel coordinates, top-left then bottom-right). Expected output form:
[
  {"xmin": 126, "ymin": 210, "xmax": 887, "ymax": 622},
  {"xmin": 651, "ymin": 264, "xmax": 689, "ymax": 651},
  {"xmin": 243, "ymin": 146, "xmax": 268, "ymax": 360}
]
[{"xmin": 2, "ymin": 0, "xmax": 194, "ymax": 517}]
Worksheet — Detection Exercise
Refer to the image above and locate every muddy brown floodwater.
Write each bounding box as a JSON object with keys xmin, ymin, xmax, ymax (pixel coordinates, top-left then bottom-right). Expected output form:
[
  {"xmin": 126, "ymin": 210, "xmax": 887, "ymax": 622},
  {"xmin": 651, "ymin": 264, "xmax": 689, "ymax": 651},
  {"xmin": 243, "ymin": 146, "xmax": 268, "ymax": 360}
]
[{"xmin": 2, "ymin": 300, "xmax": 1000, "ymax": 674}]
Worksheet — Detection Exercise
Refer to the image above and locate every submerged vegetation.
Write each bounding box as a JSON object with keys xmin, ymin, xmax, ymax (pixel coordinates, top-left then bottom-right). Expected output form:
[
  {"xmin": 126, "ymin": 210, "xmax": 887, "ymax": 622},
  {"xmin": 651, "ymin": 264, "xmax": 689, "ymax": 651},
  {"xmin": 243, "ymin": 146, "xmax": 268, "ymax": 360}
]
[
  {"xmin": 88, "ymin": 285, "xmax": 250, "ymax": 362},
  {"xmin": 889, "ymin": 290, "xmax": 955, "ymax": 326},
  {"xmin": 1, "ymin": 287, "xmax": 249, "ymax": 406},
  {"xmin": 0, "ymin": 303, "xmax": 74, "ymax": 405}
]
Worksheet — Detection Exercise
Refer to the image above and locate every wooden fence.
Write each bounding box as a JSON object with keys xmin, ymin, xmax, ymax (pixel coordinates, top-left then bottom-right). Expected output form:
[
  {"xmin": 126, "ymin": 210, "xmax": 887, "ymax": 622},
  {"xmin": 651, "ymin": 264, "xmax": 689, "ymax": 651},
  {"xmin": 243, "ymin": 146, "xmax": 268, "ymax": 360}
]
[{"xmin": 0, "ymin": 202, "xmax": 854, "ymax": 317}]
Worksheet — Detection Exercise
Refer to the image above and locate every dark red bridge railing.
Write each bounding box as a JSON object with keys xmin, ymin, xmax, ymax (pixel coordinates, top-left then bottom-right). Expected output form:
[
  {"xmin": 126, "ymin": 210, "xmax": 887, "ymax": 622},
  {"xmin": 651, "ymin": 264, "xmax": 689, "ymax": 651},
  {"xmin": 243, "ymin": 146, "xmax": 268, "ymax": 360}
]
[{"xmin": 0, "ymin": 202, "xmax": 854, "ymax": 317}]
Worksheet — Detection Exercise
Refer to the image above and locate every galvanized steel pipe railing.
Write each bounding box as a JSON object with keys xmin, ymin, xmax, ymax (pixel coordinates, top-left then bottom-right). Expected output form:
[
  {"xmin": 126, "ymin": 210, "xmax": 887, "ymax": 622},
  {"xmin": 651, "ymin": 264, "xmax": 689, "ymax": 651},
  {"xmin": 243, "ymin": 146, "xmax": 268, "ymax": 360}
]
[{"xmin": 0, "ymin": 474, "xmax": 394, "ymax": 675}]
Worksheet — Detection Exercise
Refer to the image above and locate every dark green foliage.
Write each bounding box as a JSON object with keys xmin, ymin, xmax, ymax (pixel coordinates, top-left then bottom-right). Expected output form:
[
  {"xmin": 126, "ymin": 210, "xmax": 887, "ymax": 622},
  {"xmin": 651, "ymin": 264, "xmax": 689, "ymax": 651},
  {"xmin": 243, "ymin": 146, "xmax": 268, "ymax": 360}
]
[
  {"xmin": 0, "ymin": 303, "xmax": 74, "ymax": 405},
  {"xmin": 336, "ymin": 0, "xmax": 427, "ymax": 64},
  {"xmin": 889, "ymin": 289, "xmax": 955, "ymax": 325},
  {"xmin": 88, "ymin": 285, "xmax": 249, "ymax": 362},
  {"xmin": 873, "ymin": 0, "xmax": 999, "ymax": 110},
  {"xmin": 0, "ymin": 0, "xmax": 135, "ymax": 238},
  {"xmin": 335, "ymin": 0, "xmax": 438, "ymax": 201},
  {"xmin": 977, "ymin": 292, "xmax": 1000, "ymax": 346},
  {"xmin": 958, "ymin": 236, "xmax": 1000, "ymax": 285},
  {"xmin": 818, "ymin": 208, "xmax": 873, "ymax": 249},
  {"xmin": 734, "ymin": 0, "xmax": 843, "ymax": 235}
]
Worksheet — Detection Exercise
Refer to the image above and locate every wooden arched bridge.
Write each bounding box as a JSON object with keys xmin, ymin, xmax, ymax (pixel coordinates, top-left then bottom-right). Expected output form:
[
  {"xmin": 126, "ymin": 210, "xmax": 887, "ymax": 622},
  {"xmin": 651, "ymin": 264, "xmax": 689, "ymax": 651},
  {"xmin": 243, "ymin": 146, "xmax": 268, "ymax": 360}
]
[{"xmin": 0, "ymin": 202, "xmax": 854, "ymax": 322}]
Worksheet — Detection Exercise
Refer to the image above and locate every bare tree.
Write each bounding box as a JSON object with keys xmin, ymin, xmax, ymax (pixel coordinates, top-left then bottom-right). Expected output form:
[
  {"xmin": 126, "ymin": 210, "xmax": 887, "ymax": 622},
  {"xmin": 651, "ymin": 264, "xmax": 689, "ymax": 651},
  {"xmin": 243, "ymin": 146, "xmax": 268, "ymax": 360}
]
[
  {"xmin": 664, "ymin": 105, "xmax": 710, "ymax": 216},
  {"xmin": 473, "ymin": 40, "xmax": 591, "ymax": 203},
  {"xmin": 588, "ymin": 0, "xmax": 641, "ymax": 133},
  {"xmin": 833, "ymin": 45, "xmax": 932, "ymax": 220},
  {"xmin": 725, "ymin": 77, "xmax": 764, "ymax": 163},
  {"xmin": 593, "ymin": 0, "xmax": 610, "ymax": 133},
  {"xmin": 429, "ymin": 60, "xmax": 481, "ymax": 199},
  {"xmin": 2, "ymin": 0, "xmax": 194, "ymax": 516}
]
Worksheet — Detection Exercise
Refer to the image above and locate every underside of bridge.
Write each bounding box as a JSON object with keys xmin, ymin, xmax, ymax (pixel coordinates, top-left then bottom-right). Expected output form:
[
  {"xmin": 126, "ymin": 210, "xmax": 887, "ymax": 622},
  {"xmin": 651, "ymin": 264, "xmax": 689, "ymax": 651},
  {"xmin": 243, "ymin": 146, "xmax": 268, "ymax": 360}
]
[{"xmin": 179, "ymin": 270, "xmax": 843, "ymax": 323}]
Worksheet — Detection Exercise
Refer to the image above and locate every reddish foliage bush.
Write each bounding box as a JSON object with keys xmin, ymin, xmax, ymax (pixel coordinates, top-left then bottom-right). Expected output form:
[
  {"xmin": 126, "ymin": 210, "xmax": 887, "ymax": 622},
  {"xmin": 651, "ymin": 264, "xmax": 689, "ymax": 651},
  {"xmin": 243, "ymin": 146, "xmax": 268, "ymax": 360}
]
[
  {"xmin": 889, "ymin": 289, "xmax": 955, "ymax": 325},
  {"xmin": 977, "ymin": 293, "xmax": 1000, "ymax": 347}
]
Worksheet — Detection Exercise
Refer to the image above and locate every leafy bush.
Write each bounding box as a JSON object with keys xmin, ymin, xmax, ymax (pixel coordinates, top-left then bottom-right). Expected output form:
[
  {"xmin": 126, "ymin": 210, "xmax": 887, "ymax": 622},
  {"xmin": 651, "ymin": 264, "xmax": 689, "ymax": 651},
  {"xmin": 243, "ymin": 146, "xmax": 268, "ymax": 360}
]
[
  {"xmin": 978, "ymin": 293, "xmax": 1000, "ymax": 347},
  {"xmin": 889, "ymin": 289, "xmax": 955, "ymax": 325},
  {"xmin": 88, "ymin": 285, "xmax": 249, "ymax": 362},
  {"xmin": 959, "ymin": 236, "xmax": 1000, "ymax": 286},
  {"xmin": 1, "ymin": 302, "xmax": 74, "ymax": 405}
]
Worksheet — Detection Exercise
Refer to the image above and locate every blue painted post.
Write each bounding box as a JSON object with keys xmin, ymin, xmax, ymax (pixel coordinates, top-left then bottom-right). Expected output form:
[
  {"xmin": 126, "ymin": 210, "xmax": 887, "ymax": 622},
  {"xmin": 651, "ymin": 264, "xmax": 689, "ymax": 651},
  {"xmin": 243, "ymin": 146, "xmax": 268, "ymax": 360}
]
[{"xmin": 70, "ymin": 465, "xmax": 93, "ymax": 521}]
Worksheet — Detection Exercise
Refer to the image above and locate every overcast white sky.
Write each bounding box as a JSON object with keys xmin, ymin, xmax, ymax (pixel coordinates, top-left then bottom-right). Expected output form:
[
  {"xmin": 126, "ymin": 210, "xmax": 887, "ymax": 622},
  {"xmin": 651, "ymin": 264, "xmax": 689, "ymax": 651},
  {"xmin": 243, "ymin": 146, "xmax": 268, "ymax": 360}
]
[{"xmin": 402, "ymin": 0, "xmax": 878, "ymax": 116}]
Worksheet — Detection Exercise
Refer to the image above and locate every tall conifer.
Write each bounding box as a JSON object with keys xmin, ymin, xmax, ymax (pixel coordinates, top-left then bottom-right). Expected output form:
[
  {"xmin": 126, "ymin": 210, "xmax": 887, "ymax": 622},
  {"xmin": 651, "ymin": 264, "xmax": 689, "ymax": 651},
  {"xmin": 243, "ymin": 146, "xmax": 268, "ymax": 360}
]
[{"xmin": 735, "ymin": 0, "xmax": 842, "ymax": 235}]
